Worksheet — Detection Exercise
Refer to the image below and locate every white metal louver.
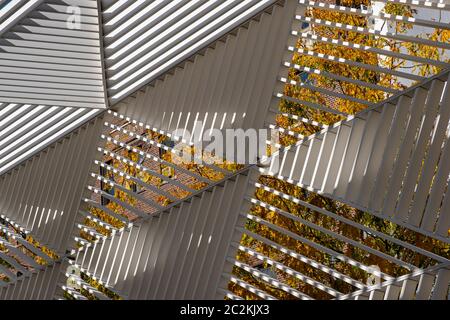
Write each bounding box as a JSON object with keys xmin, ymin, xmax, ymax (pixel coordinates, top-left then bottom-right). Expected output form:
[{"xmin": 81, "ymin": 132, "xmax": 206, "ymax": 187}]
[
  {"xmin": 64, "ymin": 0, "xmax": 448, "ymax": 300},
  {"xmin": 0, "ymin": 0, "xmax": 288, "ymax": 178},
  {"xmin": 0, "ymin": 103, "xmax": 100, "ymax": 175},
  {"xmin": 0, "ymin": 0, "xmax": 42, "ymax": 37},
  {"xmin": 0, "ymin": 0, "xmax": 105, "ymax": 175},
  {"xmin": 0, "ymin": 0, "xmax": 106, "ymax": 108},
  {"xmin": 0, "ymin": 0, "xmax": 293, "ymax": 299},
  {"xmin": 0, "ymin": 116, "xmax": 104, "ymax": 299},
  {"xmin": 216, "ymin": 0, "xmax": 450, "ymax": 300},
  {"xmin": 101, "ymin": 0, "xmax": 281, "ymax": 102},
  {"xmin": 1, "ymin": 0, "xmax": 450, "ymax": 301},
  {"xmin": 58, "ymin": 3, "xmax": 294, "ymax": 299},
  {"xmin": 236, "ymin": 70, "xmax": 450, "ymax": 301}
]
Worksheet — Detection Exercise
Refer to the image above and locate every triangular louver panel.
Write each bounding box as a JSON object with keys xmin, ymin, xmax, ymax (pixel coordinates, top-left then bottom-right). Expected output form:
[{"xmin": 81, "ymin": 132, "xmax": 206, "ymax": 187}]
[
  {"xmin": 1, "ymin": 0, "xmax": 449, "ymax": 301},
  {"xmin": 102, "ymin": 0, "xmax": 280, "ymax": 102},
  {"xmin": 0, "ymin": 0, "xmax": 105, "ymax": 175},
  {"xmin": 0, "ymin": 0, "xmax": 106, "ymax": 108}
]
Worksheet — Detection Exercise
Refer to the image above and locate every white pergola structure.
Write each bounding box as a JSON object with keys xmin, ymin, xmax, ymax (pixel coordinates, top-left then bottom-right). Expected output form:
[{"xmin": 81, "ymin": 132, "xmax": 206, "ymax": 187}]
[{"xmin": 0, "ymin": 0, "xmax": 449, "ymax": 300}]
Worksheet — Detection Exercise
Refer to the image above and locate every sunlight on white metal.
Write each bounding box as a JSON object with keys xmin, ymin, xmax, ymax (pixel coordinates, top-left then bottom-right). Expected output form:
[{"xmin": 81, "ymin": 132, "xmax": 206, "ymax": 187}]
[
  {"xmin": 0, "ymin": 0, "xmax": 283, "ymax": 177},
  {"xmin": 61, "ymin": 266, "xmax": 115, "ymax": 300},
  {"xmin": 68, "ymin": 172, "xmax": 251, "ymax": 300},
  {"xmin": 62, "ymin": 3, "xmax": 297, "ymax": 299},
  {"xmin": 59, "ymin": 0, "xmax": 450, "ymax": 300},
  {"xmin": 71, "ymin": 107, "xmax": 250, "ymax": 243},
  {"xmin": 0, "ymin": 0, "xmax": 106, "ymax": 108},
  {"xmin": 0, "ymin": 103, "xmax": 100, "ymax": 175},
  {"xmin": 1, "ymin": 0, "xmax": 450, "ymax": 300},
  {"xmin": 336, "ymin": 261, "xmax": 450, "ymax": 300},
  {"xmin": 265, "ymin": 0, "xmax": 450, "ymax": 140},
  {"xmin": 0, "ymin": 213, "xmax": 65, "ymax": 298},
  {"xmin": 216, "ymin": 0, "xmax": 450, "ymax": 300},
  {"xmin": 0, "ymin": 115, "xmax": 103, "ymax": 254},
  {"xmin": 101, "ymin": 0, "xmax": 280, "ymax": 103},
  {"xmin": 215, "ymin": 67, "xmax": 449, "ymax": 300},
  {"xmin": 0, "ymin": 117, "xmax": 103, "ymax": 299},
  {"xmin": 0, "ymin": 258, "xmax": 63, "ymax": 299},
  {"xmin": 0, "ymin": 0, "xmax": 105, "ymax": 175},
  {"xmin": 0, "ymin": 0, "xmax": 42, "ymax": 36}
]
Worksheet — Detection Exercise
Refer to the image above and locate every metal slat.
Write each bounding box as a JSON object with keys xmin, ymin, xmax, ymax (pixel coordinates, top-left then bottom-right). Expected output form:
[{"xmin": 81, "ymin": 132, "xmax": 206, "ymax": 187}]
[
  {"xmin": 309, "ymin": 129, "xmax": 336, "ymax": 190},
  {"xmin": 104, "ymin": 121, "xmax": 228, "ymax": 177},
  {"xmin": 413, "ymin": 74, "xmax": 450, "ymax": 229},
  {"xmin": 141, "ymin": 206, "xmax": 179, "ymax": 299},
  {"xmin": 395, "ymin": 79, "xmax": 445, "ymax": 221},
  {"xmin": 252, "ymin": 180, "xmax": 449, "ymax": 263},
  {"xmin": 375, "ymin": 87, "xmax": 428, "ymax": 214},
  {"xmin": 296, "ymin": 32, "xmax": 448, "ymax": 69},
  {"xmin": 230, "ymin": 257, "xmax": 311, "ymax": 299},
  {"xmin": 226, "ymin": 273, "xmax": 278, "ymax": 300},
  {"xmin": 281, "ymin": 62, "xmax": 400, "ymax": 93},
  {"xmin": 175, "ymin": 188, "xmax": 220, "ymax": 299},
  {"xmin": 299, "ymin": 0, "xmax": 450, "ymax": 29},
  {"xmin": 97, "ymin": 146, "xmax": 197, "ymax": 193},
  {"xmin": 0, "ymin": 1, "xmax": 106, "ymax": 109},
  {"xmin": 415, "ymin": 273, "xmax": 436, "ymax": 299},
  {"xmin": 106, "ymin": 0, "xmax": 282, "ymax": 102},
  {"xmin": 297, "ymin": 42, "xmax": 425, "ymax": 83},
  {"xmin": 399, "ymin": 278, "xmax": 419, "ymax": 300},
  {"xmin": 299, "ymin": 136, "xmax": 322, "ymax": 187},
  {"xmin": 236, "ymin": 244, "xmax": 339, "ymax": 298},
  {"xmin": 3, "ymin": 0, "xmax": 450, "ymax": 301},
  {"xmin": 321, "ymin": 123, "xmax": 352, "ymax": 195},
  {"xmin": 436, "ymin": 186, "xmax": 450, "ymax": 237},
  {"xmin": 295, "ymin": 15, "xmax": 450, "ymax": 50},
  {"xmin": 241, "ymin": 211, "xmax": 393, "ymax": 280},
  {"xmin": 382, "ymin": 0, "xmax": 450, "ymax": 10},
  {"xmin": 130, "ymin": 215, "xmax": 166, "ymax": 299},
  {"xmin": 240, "ymin": 227, "xmax": 366, "ymax": 289},
  {"xmin": 384, "ymin": 284, "xmax": 402, "ymax": 300},
  {"xmin": 332, "ymin": 116, "xmax": 367, "ymax": 198},
  {"xmin": 344, "ymin": 110, "xmax": 381, "ymax": 202},
  {"xmin": 431, "ymin": 268, "xmax": 450, "ymax": 300}
]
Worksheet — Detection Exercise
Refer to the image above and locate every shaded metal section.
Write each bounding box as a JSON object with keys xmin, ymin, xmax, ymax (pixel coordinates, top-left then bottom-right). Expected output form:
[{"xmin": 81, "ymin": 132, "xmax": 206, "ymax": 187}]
[{"xmin": 101, "ymin": 0, "xmax": 282, "ymax": 103}]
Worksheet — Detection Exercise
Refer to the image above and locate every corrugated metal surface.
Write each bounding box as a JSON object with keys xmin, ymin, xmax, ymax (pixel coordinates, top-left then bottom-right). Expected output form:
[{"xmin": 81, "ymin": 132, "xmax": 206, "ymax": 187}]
[
  {"xmin": 0, "ymin": 0, "xmax": 105, "ymax": 175},
  {"xmin": 0, "ymin": 0, "xmax": 106, "ymax": 108},
  {"xmin": 0, "ymin": 0, "xmax": 42, "ymax": 37},
  {"xmin": 57, "ymin": 2, "xmax": 295, "ymax": 299},
  {"xmin": 101, "ymin": 0, "xmax": 280, "ymax": 102},
  {"xmin": 1, "ymin": 0, "xmax": 449, "ymax": 300}
]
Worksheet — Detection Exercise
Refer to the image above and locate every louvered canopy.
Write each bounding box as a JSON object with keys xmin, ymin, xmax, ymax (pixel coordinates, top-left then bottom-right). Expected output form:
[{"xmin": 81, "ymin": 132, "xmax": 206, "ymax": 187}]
[
  {"xmin": 101, "ymin": 0, "xmax": 280, "ymax": 102},
  {"xmin": 0, "ymin": 0, "xmax": 450, "ymax": 301},
  {"xmin": 0, "ymin": 0, "xmax": 279, "ymax": 176},
  {"xmin": 1, "ymin": 0, "xmax": 447, "ymax": 176},
  {"xmin": 0, "ymin": 0, "xmax": 105, "ymax": 174}
]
